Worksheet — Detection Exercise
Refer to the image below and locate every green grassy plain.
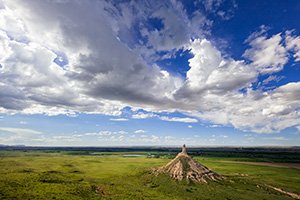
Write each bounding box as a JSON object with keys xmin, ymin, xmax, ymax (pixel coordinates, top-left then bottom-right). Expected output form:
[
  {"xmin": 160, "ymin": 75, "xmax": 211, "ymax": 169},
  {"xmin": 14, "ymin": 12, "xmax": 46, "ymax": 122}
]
[{"xmin": 0, "ymin": 150, "xmax": 299, "ymax": 199}]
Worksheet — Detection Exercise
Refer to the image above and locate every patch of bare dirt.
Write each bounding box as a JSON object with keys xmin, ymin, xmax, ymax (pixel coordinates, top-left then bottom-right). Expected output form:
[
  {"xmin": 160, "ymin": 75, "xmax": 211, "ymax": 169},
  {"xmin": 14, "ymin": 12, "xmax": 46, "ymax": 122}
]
[
  {"xmin": 265, "ymin": 184, "xmax": 300, "ymax": 199},
  {"xmin": 95, "ymin": 184, "xmax": 110, "ymax": 197},
  {"xmin": 217, "ymin": 161, "xmax": 300, "ymax": 169}
]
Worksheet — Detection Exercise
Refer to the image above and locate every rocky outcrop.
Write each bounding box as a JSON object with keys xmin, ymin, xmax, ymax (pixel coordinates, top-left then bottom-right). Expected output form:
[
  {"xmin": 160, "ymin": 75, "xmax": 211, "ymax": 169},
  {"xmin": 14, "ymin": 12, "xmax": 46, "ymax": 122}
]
[{"xmin": 153, "ymin": 144, "xmax": 224, "ymax": 183}]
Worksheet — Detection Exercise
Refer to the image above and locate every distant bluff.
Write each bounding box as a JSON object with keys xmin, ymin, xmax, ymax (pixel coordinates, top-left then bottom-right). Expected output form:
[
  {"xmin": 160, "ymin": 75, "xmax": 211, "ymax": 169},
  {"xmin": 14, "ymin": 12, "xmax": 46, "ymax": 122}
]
[{"xmin": 153, "ymin": 144, "xmax": 224, "ymax": 183}]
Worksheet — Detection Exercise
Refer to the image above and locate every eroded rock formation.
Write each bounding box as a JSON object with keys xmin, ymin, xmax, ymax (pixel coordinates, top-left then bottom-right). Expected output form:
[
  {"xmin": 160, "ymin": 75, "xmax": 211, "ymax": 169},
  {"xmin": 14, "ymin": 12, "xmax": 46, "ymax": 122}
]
[{"xmin": 153, "ymin": 144, "xmax": 224, "ymax": 183}]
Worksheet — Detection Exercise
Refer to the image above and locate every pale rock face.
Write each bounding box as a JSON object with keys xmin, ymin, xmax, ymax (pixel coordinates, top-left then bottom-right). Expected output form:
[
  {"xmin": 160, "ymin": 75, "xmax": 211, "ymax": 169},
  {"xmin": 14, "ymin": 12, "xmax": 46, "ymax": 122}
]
[
  {"xmin": 153, "ymin": 145, "xmax": 224, "ymax": 183},
  {"xmin": 182, "ymin": 144, "xmax": 187, "ymax": 155}
]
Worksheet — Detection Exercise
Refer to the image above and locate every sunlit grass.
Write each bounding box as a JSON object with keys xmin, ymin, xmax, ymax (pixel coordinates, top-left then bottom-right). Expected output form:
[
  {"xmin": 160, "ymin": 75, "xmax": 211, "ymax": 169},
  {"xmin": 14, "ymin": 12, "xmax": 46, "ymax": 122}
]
[{"xmin": 0, "ymin": 151, "xmax": 299, "ymax": 199}]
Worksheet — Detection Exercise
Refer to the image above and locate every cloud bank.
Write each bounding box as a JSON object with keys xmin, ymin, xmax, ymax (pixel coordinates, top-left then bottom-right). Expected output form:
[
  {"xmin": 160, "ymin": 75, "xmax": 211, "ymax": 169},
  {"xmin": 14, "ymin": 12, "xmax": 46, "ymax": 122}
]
[{"xmin": 0, "ymin": 0, "xmax": 300, "ymax": 134}]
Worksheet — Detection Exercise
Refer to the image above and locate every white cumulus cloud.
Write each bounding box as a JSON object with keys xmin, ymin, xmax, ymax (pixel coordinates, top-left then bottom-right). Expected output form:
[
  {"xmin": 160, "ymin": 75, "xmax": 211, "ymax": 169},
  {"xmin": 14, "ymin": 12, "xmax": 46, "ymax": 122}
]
[
  {"xmin": 110, "ymin": 118, "xmax": 129, "ymax": 121},
  {"xmin": 135, "ymin": 130, "xmax": 146, "ymax": 134},
  {"xmin": 0, "ymin": 1, "xmax": 300, "ymax": 135},
  {"xmin": 159, "ymin": 116, "xmax": 198, "ymax": 123}
]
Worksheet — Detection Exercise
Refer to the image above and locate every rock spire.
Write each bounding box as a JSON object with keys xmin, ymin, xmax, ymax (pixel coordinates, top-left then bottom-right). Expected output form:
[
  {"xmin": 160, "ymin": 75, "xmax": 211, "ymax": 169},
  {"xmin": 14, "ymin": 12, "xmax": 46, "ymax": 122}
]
[
  {"xmin": 153, "ymin": 144, "xmax": 224, "ymax": 183},
  {"xmin": 182, "ymin": 144, "xmax": 187, "ymax": 155}
]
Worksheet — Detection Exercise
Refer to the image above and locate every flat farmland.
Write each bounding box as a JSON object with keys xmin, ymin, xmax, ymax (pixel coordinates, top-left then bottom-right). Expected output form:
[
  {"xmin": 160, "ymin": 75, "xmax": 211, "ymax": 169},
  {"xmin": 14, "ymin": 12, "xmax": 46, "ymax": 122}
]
[{"xmin": 0, "ymin": 147, "xmax": 299, "ymax": 199}]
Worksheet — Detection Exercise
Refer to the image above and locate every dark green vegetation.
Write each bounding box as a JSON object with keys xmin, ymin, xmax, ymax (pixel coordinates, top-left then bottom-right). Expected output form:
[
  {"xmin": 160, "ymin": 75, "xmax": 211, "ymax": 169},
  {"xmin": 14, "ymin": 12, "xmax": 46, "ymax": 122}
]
[{"xmin": 0, "ymin": 147, "xmax": 299, "ymax": 199}]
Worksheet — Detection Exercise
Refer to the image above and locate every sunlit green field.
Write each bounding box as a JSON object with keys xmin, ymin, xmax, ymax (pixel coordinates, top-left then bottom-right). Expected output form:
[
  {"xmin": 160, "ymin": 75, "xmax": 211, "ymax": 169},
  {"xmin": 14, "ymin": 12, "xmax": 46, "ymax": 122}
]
[{"xmin": 0, "ymin": 150, "xmax": 299, "ymax": 199}]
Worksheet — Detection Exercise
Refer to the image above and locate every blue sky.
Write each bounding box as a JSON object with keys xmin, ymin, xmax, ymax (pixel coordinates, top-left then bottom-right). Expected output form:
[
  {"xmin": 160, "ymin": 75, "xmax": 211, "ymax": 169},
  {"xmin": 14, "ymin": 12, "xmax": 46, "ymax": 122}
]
[{"xmin": 0, "ymin": 0, "xmax": 300, "ymax": 146}]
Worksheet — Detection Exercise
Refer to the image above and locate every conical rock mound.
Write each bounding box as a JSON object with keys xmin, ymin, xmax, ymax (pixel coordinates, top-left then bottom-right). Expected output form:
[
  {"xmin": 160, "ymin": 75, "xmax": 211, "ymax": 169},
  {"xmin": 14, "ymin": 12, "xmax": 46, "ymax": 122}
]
[{"xmin": 153, "ymin": 145, "xmax": 224, "ymax": 183}]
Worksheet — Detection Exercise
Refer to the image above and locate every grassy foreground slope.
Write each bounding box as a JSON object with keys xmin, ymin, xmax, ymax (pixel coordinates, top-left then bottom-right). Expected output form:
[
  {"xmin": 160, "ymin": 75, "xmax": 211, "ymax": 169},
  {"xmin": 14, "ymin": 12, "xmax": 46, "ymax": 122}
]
[{"xmin": 0, "ymin": 150, "xmax": 299, "ymax": 199}]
